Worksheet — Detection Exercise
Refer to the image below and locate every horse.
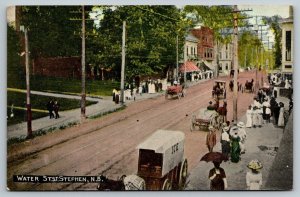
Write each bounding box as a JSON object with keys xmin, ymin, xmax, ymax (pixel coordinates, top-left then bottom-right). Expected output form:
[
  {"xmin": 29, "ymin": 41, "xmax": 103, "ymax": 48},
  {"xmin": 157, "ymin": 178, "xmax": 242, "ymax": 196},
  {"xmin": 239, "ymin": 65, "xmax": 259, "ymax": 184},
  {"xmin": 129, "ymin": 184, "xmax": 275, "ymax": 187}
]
[
  {"xmin": 244, "ymin": 80, "xmax": 254, "ymax": 93},
  {"xmin": 97, "ymin": 175, "xmax": 126, "ymax": 191},
  {"xmin": 217, "ymin": 102, "xmax": 227, "ymax": 124}
]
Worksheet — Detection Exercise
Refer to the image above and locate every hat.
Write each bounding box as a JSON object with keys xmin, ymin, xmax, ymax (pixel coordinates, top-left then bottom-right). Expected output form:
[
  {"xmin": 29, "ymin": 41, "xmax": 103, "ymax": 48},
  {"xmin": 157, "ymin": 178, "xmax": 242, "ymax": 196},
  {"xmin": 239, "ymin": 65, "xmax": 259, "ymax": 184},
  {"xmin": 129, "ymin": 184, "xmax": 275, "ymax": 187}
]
[
  {"xmin": 174, "ymin": 81, "xmax": 178, "ymax": 85},
  {"xmin": 222, "ymin": 126, "xmax": 229, "ymax": 132},
  {"xmin": 222, "ymin": 122, "xmax": 227, "ymax": 127},
  {"xmin": 208, "ymin": 125, "xmax": 214, "ymax": 130},
  {"xmin": 247, "ymin": 160, "xmax": 263, "ymax": 170},
  {"xmin": 237, "ymin": 122, "xmax": 245, "ymax": 128}
]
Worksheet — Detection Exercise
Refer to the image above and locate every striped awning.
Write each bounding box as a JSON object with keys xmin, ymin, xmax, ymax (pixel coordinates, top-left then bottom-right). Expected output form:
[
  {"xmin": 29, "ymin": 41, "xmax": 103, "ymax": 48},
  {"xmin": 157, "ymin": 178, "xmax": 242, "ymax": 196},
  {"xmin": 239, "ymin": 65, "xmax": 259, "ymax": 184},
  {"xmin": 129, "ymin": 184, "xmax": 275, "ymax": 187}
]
[{"xmin": 179, "ymin": 61, "xmax": 200, "ymax": 73}]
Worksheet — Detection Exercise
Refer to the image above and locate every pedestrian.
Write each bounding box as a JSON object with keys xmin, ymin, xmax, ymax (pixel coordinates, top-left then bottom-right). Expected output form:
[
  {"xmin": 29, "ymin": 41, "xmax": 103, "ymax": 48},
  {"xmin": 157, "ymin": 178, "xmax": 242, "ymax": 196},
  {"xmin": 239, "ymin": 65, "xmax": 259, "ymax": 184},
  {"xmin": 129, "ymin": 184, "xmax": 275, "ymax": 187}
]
[
  {"xmin": 112, "ymin": 89, "xmax": 116, "ymax": 102},
  {"xmin": 257, "ymin": 106, "xmax": 263, "ymax": 127},
  {"xmin": 229, "ymin": 127, "xmax": 241, "ymax": 163},
  {"xmin": 46, "ymin": 100, "xmax": 54, "ymax": 119},
  {"xmin": 206, "ymin": 126, "xmax": 217, "ymax": 152},
  {"xmin": 246, "ymin": 160, "xmax": 263, "ymax": 190},
  {"xmin": 278, "ymin": 103, "xmax": 285, "ymax": 127},
  {"xmin": 221, "ymin": 126, "xmax": 230, "ymax": 158},
  {"xmin": 53, "ymin": 100, "xmax": 60, "ymax": 119},
  {"xmin": 273, "ymin": 102, "xmax": 280, "ymax": 125},
  {"xmin": 209, "ymin": 161, "xmax": 228, "ymax": 190},
  {"xmin": 289, "ymin": 98, "xmax": 293, "ymax": 115},
  {"xmin": 246, "ymin": 105, "xmax": 253, "ymax": 128},
  {"xmin": 237, "ymin": 122, "xmax": 247, "ymax": 154}
]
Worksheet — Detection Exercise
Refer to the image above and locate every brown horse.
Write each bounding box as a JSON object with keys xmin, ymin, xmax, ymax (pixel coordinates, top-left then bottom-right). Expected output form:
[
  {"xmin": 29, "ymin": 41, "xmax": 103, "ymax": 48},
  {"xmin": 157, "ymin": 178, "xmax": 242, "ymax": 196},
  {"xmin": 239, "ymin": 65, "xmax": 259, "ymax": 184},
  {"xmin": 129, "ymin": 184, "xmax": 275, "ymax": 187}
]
[{"xmin": 97, "ymin": 175, "xmax": 126, "ymax": 191}]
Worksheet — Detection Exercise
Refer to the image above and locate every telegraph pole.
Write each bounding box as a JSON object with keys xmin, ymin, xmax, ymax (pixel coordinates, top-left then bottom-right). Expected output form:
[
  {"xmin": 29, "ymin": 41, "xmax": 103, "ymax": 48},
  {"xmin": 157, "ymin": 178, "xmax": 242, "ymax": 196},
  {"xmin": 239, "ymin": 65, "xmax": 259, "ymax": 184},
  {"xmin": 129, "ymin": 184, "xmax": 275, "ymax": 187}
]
[
  {"xmin": 176, "ymin": 34, "xmax": 179, "ymax": 81},
  {"xmin": 120, "ymin": 21, "xmax": 126, "ymax": 105},
  {"xmin": 81, "ymin": 5, "xmax": 86, "ymax": 120},
  {"xmin": 25, "ymin": 28, "xmax": 32, "ymax": 138},
  {"xmin": 233, "ymin": 5, "xmax": 239, "ymax": 124}
]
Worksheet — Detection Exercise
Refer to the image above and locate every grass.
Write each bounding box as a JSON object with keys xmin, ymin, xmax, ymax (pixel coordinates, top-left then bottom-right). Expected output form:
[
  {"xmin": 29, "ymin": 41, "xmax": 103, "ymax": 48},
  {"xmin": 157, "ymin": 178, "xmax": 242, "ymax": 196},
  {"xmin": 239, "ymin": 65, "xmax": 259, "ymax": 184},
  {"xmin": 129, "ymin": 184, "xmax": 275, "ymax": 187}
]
[
  {"xmin": 7, "ymin": 121, "xmax": 79, "ymax": 146},
  {"xmin": 7, "ymin": 91, "xmax": 97, "ymax": 126},
  {"xmin": 9, "ymin": 76, "xmax": 120, "ymax": 97}
]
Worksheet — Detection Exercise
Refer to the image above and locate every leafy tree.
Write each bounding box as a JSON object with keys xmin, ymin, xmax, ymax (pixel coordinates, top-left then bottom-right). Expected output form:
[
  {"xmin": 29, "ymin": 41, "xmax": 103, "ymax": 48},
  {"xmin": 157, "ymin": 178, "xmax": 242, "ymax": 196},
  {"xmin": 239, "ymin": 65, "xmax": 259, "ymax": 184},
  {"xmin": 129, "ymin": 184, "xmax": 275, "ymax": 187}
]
[
  {"xmin": 19, "ymin": 6, "xmax": 94, "ymax": 59},
  {"xmin": 7, "ymin": 24, "xmax": 23, "ymax": 88},
  {"xmin": 91, "ymin": 5, "xmax": 190, "ymax": 81},
  {"xmin": 262, "ymin": 15, "xmax": 282, "ymax": 68}
]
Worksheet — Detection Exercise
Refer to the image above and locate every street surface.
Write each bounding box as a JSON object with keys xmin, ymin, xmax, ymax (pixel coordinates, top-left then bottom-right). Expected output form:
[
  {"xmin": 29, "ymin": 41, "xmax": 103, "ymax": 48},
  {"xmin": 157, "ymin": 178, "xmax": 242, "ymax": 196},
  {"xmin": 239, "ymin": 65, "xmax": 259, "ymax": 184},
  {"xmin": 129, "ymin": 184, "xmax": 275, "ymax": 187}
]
[{"xmin": 8, "ymin": 71, "xmax": 281, "ymax": 191}]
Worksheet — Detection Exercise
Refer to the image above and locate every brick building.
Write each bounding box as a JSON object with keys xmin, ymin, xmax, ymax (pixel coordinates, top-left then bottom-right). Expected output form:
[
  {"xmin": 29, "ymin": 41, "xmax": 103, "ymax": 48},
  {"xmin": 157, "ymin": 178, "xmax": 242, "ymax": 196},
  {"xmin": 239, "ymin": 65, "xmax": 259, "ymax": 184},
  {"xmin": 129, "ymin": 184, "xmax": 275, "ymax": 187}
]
[
  {"xmin": 191, "ymin": 27, "xmax": 214, "ymax": 62},
  {"xmin": 32, "ymin": 56, "xmax": 91, "ymax": 79}
]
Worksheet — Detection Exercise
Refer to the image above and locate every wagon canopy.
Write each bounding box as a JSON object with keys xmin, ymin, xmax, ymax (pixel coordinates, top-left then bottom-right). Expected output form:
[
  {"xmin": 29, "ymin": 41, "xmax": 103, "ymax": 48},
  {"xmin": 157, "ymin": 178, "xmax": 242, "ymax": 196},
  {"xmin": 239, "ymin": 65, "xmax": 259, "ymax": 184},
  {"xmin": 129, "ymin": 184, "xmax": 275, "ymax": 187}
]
[
  {"xmin": 137, "ymin": 130, "xmax": 185, "ymax": 154},
  {"xmin": 137, "ymin": 130, "xmax": 185, "ymax": 177},
  {"xmin": 179, "ymin": 61, "xmax": 200, "ymax": 73}
]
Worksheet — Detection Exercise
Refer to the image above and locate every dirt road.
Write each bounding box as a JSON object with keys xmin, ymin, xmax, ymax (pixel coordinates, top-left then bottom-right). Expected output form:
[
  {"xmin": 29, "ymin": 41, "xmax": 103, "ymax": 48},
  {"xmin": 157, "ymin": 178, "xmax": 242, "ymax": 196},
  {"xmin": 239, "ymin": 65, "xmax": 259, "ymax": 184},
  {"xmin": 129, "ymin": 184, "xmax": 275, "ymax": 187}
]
[{"xmin": 7, "ymin": 71, "xmax": 261, "ymax": 191}]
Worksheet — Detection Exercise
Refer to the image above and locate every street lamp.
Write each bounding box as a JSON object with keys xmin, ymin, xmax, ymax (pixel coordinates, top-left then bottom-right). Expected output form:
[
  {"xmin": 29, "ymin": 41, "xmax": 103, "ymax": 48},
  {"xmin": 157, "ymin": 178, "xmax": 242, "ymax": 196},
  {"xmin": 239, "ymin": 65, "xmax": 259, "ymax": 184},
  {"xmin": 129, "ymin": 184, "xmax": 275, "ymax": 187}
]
[{"xmin": 20, "ymin": 25, "xmax": 32, "ymax": 138}]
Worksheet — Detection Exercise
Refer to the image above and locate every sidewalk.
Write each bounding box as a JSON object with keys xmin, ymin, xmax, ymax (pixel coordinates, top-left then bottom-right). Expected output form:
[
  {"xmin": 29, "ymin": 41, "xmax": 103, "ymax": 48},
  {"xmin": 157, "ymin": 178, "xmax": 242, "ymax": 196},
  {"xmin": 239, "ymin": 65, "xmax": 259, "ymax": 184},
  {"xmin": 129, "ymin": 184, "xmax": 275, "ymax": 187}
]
[
  {"xmin": 7, "ymin": 78, "xmax": 212, "ymax": 140},
  {"xmin": 7, "ymin": 90, "xmax": 164, "ymax": 139},
  {"xmin": 185, "ymin": 95, "xmax": 292, "ymax": 190}
]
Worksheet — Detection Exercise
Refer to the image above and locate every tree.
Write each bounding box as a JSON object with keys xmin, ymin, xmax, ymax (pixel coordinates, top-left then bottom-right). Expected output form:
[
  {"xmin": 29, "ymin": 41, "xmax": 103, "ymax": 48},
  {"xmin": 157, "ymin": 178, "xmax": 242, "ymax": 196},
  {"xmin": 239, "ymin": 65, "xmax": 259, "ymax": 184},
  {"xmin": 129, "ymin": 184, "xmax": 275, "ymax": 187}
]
[
  {"xmin": 183, "ymin": 6, "xmax": 238, "ymax": 76},
  {"xmin": 19, "ymin": 6, "xmax": 94, "ymax": 59},
  {"xmin": 262, "ymin": 15, "xmax": 282, "ymax": 68},
  {"xmin": 91, "ymin": 5, "xmax": 190, "ymax": 81},
  {"xmin": 7, "ymin": 24, "xmax": 23, "ymax": 88}
]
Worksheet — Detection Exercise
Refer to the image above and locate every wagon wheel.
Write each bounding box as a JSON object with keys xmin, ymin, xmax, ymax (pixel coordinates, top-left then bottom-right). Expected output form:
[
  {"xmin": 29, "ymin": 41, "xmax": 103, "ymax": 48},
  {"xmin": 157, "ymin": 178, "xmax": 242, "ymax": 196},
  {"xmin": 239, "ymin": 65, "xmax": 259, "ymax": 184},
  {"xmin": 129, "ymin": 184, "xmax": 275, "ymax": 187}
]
[
  {"xmin": 162, "ymin": 179, "xmax": 172, "ymax": 190},
  {"xmin": 190, "ymin": 115, "xmax": 196, "ymax": 132},
  {"xmin": 178, "ymin": 159, "xmax": 188, "ymax": 190}
]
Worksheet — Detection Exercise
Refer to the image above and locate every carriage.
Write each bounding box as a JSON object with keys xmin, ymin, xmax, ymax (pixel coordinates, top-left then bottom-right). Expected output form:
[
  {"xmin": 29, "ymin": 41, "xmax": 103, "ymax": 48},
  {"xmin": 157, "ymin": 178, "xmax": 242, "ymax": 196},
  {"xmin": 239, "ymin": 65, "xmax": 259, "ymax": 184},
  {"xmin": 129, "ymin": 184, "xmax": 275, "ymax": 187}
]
[
  {"xmin": 165, "ymin": 84, "xmax": 186, "ymax": 99},
  {"xmin": 137, "ymin": 130, "xmax": 188, "ymax": 190},
  {"xmin": 212, "ymin": 80, "xmax": 226, "ymax": 99},
  {"xmin": 190, "ymin": 108, "xmax": 220, "ymax": 131},
  {"xmin": 244, "ymin": 79, "xmax": 254, "ymax": 93}
]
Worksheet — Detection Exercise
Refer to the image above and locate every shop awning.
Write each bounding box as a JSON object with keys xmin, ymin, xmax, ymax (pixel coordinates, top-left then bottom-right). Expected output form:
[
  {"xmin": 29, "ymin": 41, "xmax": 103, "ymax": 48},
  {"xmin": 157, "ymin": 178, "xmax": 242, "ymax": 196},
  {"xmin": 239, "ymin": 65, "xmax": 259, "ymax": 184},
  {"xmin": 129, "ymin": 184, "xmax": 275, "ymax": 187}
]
[{"xmin": 179, "ymin": 61, "xmax": 200, "ymax": 73}]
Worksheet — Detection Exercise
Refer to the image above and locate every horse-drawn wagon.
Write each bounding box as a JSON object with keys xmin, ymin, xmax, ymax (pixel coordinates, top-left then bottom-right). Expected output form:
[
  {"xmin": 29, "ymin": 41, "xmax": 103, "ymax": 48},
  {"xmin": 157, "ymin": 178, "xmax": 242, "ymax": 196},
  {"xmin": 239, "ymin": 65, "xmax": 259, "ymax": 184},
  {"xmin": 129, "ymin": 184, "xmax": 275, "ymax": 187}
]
[
  {"xmin": 137, "ymin": 130, "xmax": 188, "ymax": 190},
  {"xmin": 165, "ymin": 84, "xmax": 186, "ymax": 99},
  {"xmin": 190, "ymin": 108, "xmax": 220, "ymax": 131},
  {"xmin": 244, "ymin": 79, "xmax": 254, "ymax": 93},
  {"xmin": 212, "ymin": 80, "xmax": 226, "ymax": 99}
]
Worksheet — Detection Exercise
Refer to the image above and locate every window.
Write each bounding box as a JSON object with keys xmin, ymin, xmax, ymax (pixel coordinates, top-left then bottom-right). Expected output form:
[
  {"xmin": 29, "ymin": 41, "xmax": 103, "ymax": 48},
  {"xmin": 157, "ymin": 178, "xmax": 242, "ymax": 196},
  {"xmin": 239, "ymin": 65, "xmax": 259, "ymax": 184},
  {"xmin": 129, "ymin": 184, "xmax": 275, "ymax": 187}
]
[
  {"xmin": 226, "ymin": 63, "xmax": 228, "ymax": 70},
  {"xmin": 186, "ymin": 46, "xmax": 189, "ymax": 57},
  {"xmin": 219, "ymin": 63, "xmax": 222, "ymax": 70},
  {"xmin": 286, "ymin": 31, "xmax": 291, "ymax": 61},
  {"xmin": 285, "ymin": 65, "xmax": 292, "ymax": 69},
  {"xmin": 191, "ymin": 46, "xmax": 193, "ymax": 55}
]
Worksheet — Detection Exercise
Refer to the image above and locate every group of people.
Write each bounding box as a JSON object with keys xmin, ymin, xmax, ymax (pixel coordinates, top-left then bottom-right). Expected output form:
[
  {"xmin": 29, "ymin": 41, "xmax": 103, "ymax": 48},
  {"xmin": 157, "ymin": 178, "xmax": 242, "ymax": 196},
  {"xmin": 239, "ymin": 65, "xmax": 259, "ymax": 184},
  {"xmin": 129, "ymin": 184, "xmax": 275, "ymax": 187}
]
[
  {"xmin": 46, "ymin": 99, "xmax": 60, "ymax": 119},
  {"xmin": 208, "ymin": 159, "xmax": 263, "ymax": 191},
  {"xmin": 206, "ymin": 121, "xmax": 246, "ymax": 163},
  {"xmin": 246, "ymin": 88, "xmax": 286, "ymax": 128},
  {"xmin": 206, "ymin": 122, "xmax": 263, "ymax": 191}
]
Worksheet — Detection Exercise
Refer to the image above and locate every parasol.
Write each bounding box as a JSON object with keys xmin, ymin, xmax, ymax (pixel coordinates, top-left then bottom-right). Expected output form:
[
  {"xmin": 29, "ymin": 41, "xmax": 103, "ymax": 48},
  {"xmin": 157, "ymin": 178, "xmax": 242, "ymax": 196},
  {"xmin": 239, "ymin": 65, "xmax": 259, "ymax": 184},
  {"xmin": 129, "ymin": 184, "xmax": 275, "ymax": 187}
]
[{"xmin": 200, "ymin": 152, "xmax": 228, "ymax": 163}]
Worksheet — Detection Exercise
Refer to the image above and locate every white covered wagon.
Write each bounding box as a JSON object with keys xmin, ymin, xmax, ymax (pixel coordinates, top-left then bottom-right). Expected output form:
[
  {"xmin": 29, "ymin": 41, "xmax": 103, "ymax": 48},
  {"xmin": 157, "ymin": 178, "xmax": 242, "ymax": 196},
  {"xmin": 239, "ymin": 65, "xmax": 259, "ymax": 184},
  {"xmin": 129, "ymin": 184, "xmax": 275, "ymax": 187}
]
[{"xmin": 136, "ymin": 130, "xmax": 188, "ymax": 190}]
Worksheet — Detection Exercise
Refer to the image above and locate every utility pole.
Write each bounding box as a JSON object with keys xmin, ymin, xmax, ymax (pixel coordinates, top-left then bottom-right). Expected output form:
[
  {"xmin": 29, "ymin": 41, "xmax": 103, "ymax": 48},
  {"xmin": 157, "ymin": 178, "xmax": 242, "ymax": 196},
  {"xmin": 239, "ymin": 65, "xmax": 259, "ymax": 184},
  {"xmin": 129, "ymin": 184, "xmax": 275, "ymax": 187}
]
[
  {"xmin": 232, "ymin": 5, "xmax": 239, "ymax": 124},
  {"xmin": 25, "ymin": 28, "xmax": 32, "ymax": 138},
  {"xmin": 176, "ymin": 34, "xmax": 179, "ymax": 81},
  {"xmin": 81, "ymin": 5, "xmax": 86, "ymax": 120},
  {"xmin": 120, "ymin": 21, "xmax": 126, "ymax": 105}
]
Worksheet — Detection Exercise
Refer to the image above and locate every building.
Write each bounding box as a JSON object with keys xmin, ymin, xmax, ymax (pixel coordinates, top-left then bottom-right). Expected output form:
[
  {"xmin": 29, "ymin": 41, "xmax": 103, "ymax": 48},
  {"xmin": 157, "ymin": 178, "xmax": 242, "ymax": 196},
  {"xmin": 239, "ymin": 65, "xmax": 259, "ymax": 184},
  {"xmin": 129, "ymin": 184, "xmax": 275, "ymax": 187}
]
[
  {"xmin": 218, "ymin": 42, "xmax": 233, "ymax": 75},
  {"xmin": 184, "ymin": 33, "xmax": 198, "ymax": 61},
  {"xmin": 280, "ymin": 6, "xmax": 293, "ymax": 75},
  {"xmin": 191, "ymin": 27, "xmax": 215, "ymax": 71}
]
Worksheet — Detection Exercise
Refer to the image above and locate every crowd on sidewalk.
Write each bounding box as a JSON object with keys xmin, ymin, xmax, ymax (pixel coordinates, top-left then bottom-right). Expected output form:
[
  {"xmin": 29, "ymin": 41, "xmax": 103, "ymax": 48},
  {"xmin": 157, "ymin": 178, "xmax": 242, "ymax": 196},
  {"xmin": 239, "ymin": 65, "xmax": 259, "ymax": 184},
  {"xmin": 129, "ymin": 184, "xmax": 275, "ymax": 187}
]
[{"xmin": 245, "ymin": 87, "xmax": 292, "ymax": 129}]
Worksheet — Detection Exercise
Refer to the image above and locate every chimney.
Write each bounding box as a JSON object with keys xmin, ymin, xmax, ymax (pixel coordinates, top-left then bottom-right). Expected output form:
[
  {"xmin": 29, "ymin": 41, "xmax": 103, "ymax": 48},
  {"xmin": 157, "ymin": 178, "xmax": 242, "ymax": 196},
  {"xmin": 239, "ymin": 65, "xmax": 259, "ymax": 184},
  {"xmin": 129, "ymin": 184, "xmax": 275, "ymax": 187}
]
[{"xmin": 289, "ymin": 6, "xmax": 293, "ymax": 19}]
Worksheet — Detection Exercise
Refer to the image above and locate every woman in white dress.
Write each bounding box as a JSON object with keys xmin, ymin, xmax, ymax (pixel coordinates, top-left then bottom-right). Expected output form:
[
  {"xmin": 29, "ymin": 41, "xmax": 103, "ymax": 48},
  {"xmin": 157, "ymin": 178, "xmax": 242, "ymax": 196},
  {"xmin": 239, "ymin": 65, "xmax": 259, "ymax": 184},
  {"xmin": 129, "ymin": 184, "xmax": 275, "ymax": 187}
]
[
  {"xmin": 246, "ymin": 106, "xmax": 253, "ymax": 128},
  {"xmin": 246, "ymin": 160, "xmax": 263, "ymax": 190},
  {"xmin": 278, "ymin": 103, "xmax": 285, "ymax": 127}
]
